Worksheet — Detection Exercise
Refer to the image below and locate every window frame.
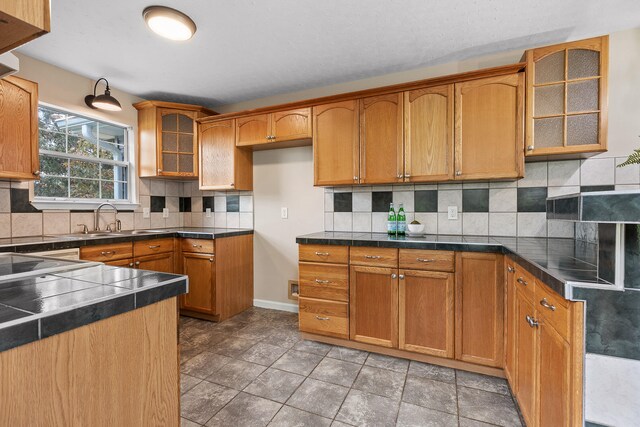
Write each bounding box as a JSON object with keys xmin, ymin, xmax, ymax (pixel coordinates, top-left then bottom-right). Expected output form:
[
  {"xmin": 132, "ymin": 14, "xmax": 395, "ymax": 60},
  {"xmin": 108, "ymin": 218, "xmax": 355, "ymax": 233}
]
[{"xmin": 31, "ymin": 102, "xmax": 139, "ymax": 210}]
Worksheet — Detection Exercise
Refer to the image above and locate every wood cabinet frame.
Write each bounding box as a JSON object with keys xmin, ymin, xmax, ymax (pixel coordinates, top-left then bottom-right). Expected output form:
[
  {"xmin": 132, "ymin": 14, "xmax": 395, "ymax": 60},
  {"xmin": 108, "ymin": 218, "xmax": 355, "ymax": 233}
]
[{"xmin": 236, "ymin": 108, "xmax": 312, "ymax": 149}]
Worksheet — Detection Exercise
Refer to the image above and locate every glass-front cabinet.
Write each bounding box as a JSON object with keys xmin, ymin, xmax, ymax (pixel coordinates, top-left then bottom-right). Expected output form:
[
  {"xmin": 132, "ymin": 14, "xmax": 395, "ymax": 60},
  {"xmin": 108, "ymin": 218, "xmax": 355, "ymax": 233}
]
[
  {"xmin": 134, "ymin": 101, "xmax": 215, "ymax": 178},
  {"xmin": 524, "ymin": 36, "xmax": 608, "ymax": 157}
]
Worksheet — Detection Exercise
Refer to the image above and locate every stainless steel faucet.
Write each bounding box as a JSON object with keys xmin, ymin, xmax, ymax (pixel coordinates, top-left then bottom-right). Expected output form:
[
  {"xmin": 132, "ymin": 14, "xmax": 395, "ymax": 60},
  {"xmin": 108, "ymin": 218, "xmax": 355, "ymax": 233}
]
[{"xmin": 95, "ymin": 202, "xmax": 119, "ymax": 231}]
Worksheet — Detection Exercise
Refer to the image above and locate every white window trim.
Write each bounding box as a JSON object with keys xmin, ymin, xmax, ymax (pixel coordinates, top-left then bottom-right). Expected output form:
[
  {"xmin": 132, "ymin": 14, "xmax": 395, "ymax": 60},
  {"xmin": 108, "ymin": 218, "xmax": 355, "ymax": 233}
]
[{"xmin": 31, "ymin": 102, "xmax": 139, "ymax": 210}]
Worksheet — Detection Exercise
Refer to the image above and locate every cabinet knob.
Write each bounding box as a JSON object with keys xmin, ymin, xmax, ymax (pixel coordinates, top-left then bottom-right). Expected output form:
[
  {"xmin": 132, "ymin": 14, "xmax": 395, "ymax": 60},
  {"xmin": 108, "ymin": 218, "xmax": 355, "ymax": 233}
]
[
  {"xmin": 526, "ymin": 315, "xmax": 539, "ymax": 328},
  {"xmin": 129, "ymin": 263, "xmax": 134, "ymax": 267},
  {"xmin": 135, "ymin": 261, "xmax": 140, "ymax": 266},
  {"xmin": 456, "ymin": 171, "xmax": 462, "ymax": 176},
  {"xmin": 399, "ymin": 274, "xmax": 405, "ymax": 280},
  {"xmin": 507, "ymin": 266, "xmax": 515, "ymax": 273},
  {"xmin": 404, "ymin": 173, "xmax": 411, "ymax": 178},
  {"xmin": 33, "ymin": 170, "xmax": 40, "ymax": 176},
  {"xmin": 527, "ymin": 145, "xmax": 534, "ymax": 151},
  {"xmin": 353, "ymin": 176, "xmax": 359, "ymax": 182},
  {"xmin": 209, "ymin": 258, "xmax": 214, "ymax": 262},
  {"xmin": 230, "ymin": 183, "xmax": 235, "ymax": 187},
  {"xmin": 397, "ymin": 173, "xmax": 402, "ymax": 179},
  {"xmin": 158, "ymin": 169, "xmax": 162, "ymax": 173},
  {"xmin": 391, "ymin": 273, "xmax": 398, "ymax": 279}
]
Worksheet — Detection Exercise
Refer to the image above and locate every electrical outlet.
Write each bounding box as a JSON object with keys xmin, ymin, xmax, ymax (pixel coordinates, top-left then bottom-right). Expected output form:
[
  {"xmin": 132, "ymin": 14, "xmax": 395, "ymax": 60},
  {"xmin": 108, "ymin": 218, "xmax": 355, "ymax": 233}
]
[
  {"xmin": 281, "ymin": 207, "xmax": 288, "ymax": 219},
  {"xmin": 162, "ymin": 207, "xmax": 169, "ymax": 218},
  {"xmin": 447, "ymin": 206, "xmax": 458, "ymax": 220},
  {"xmin": 205, "ymin": 208, "xmax": 212, "ymax": 218},
  {"xmin": 142, "ymin": 207, "xmax": 150, "ymax": 219}
]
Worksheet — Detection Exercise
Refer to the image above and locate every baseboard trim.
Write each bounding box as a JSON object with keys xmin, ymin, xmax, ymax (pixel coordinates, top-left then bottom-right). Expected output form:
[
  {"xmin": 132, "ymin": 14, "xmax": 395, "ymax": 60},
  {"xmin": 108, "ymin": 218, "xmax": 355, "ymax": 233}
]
[{"xmin": 253, "ymin": 299, "xmax": 299, "ymax": 313}]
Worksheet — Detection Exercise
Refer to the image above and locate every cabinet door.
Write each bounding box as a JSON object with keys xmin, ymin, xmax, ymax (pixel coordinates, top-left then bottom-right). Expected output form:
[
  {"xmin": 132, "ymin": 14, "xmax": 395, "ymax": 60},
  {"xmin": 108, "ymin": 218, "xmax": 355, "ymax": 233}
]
[
  {"xmin": 537, "ymin": 320, "xmax": 571, "ymax": 427},
  {"xmin": 313, "ymin": 101, "xmax": 359, "ymax": 186},
  {"xmin": 158, "ymin": 109, "xmax": 198, "ymax": 176},
  {"xmin": 399, "ymin": 269, "xmax": 454, "ymax": 358},
  {"xmin": 236, "ymin": 114, "xmax": 270, "ymax": 146},
  {"xmin": 135, "ymin": 252, "xmax": 175, "ymax": 274},
  {"xmin": 404, "ymin": 85, "xmax": 454, "ymax": 182},
  {"xmin": 455, "ymin": 252, "xmax": 504, "ymax": 367},
  {"xmin": 349, "ymin": 266, "xmax": 398, "ymax": 347},
  {"xmin": 271, "ymin": 108, "xmax": 312, "ymax": 141},
  {"xmin": 504, "ymin": 261, "xmax": 517, "ymax": 385},
  {"xmin": 515, "ymin": 288, "xmax": 538, "ymax": 427},
  {"xmin": 454, "ymin": 73, "xmax": 524, "ymax": 180},
  {"xmin": 0, "ymin": 76, "xmax": 39, "ymax": 180},
  {"xmin": 359, "ymin": 93, "xmax": 403, "ymax": 184},
  {"xmin": 181, "ymin": 252, "xmax": 215, "ymax": 314},
  {"xmin": 200, "ymin": 120, "xmax": 235, "ymax": 189}
]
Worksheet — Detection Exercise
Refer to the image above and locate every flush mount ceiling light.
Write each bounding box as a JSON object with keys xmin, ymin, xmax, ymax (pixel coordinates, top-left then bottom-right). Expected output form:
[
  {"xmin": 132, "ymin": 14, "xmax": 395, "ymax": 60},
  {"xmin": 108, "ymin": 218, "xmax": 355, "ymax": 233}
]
[
  {"xmin": 143, "ymin": 6, "xmax": 196, "ymax": 41},
  {"xmin": 85, "ymin": 78, "xmax": 122, "ymax": 111}
]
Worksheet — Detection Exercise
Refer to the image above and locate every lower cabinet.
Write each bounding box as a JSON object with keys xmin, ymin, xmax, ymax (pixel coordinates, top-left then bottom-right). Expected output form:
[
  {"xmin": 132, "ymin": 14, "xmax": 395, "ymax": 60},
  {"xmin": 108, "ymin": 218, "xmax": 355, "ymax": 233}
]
[
  {"xmin": 181, "ymin": 252, "xmax": 215, "ymax": 314},
  {"xmin": 298, "ymin": 297, "xmax": 349, "ymax": 339},
  {"xmin": 515, "ymin": 287, "xmax": 537, "ymax": 426},
  {"xmin": 135, "ymin": 252, "xmax": 175, "ymax": 273},
  {"xmin": 538, "ymin": 317, "xmax": 571, "ymax": 427}
]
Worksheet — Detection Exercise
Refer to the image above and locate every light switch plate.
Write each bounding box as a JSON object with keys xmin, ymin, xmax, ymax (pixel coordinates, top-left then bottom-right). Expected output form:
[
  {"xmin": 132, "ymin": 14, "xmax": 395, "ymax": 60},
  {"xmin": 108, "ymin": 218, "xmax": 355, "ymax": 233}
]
[
  {"xmin": 162, "ymin": 207, "xmax": 169, "ymax": 218},
  {"xmin": 205, "ymin": 208, "xmax": 212, "ymax": 218},
  {"xmin": 281, "ymin": 207, "xmax": 288, "ymax": 219},
  {"xmin": 142, "ymin": 207, "xmax": 150, "ymax": 218},
  {"xmin": 447, "ymin": 206, "xmax": 458, "ymax": 220}
]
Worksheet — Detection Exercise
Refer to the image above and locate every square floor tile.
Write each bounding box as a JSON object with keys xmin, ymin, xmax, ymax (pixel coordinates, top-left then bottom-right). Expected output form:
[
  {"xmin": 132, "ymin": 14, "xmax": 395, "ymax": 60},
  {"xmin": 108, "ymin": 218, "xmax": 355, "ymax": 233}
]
[
  {"xmin": 244, "ymin": 368, "xmax": 306, "ymax": 403},
  {"xmin": 212, "ymin": 336, "xmax": 258, "ymax": 357},
  {"xmin": 457, "ymin": 386, "xmax": 522, "ymax": 427},
  {"xmin": 240, "ymin": 342, "xmax": 288, "ymax": 366},
  {"xmin": 309, "ymin": 357, "xmax": 362, "ymax": 387},
  {"xmin": 287, "ymin": 378, "xmax": 350, "ymax": 419},
  {"xmin": 408, "ymin": 361, "xmax": 455, "ymax": 383},
  {"xmin": 205, "ymin": 392, "xmax": 281, "ymax": 427},
  {"xmin": 352, "ymin": 365, "xmax": 406, "ymax": 400},
  {"xmin": 206, "ymin": 358, "xmax": 266, "ymax": 390},
  {"xmin": 181, "ymin": 352, "xmax": 234, "ymax": 379},
  {"xmin": 326, "ymin": 346, "xmax": 369, "ymax": 364},
  {"xmin": 396, "ymin": 402, "xmax": 458, "ymax": 427},
  {"xmin": 364, "ymin": 353, "xmax": 409, "ymax": 373},
  {"xmin": 292, "ymin": 340, "xmax": 333, "ymax": 356},
  {"xmin": 456, "ymin": 370, "xmax": 511, "ymax": 396},
  {"xmin": 272, "ymin": 349, "xmax": 323, "ymax": 376},
  {"xmin": 402, "ymin": 375, "xmax": 458, "ymax": 415},
  {"xmin": 269, "ymin": 405, "xmax": 332, "ymax": 427},
  {"xmin": 180, "ymin": 381, "xmax": 239, "ymax": 425},
  {"xmin": 181, "ymin": 373, "xmax": 202, "ymax": 395},
  {"xmin": 265, "ymin": 329, "xmax": 302, "ymax": 349},
  {"xmin": 335, "ymin": 389, "xmax": 400, "ymax": 427}
]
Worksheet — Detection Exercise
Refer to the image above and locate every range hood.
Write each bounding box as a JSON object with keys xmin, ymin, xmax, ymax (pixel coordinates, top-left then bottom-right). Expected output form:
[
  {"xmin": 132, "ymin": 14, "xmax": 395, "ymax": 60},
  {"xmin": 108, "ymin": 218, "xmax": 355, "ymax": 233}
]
[
  {"xmin": 547, "ymin": 190, "xmax": 640, "ymax": 223},
  {"xmin": 0, "ymin": 52, "xmax": 20, "ymax": 78}
]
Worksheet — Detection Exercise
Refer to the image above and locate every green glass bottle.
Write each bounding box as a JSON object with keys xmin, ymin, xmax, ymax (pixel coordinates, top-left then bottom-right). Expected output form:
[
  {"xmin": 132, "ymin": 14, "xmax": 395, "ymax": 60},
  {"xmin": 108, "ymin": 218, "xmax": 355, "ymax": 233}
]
[
  {"xmin": 387, "ymin": 203, "xmax": 396, "ymax": 235},
  {"xmin": 397, "ymin": 203, "xmax": 406, "ymax": 236}
]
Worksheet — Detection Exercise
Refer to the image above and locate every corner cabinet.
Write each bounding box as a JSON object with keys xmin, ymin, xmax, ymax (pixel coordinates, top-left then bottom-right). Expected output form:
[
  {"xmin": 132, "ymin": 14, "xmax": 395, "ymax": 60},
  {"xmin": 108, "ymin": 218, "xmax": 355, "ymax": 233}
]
[
  {"xmin": 0, "ymin": 76, "xmax": 39, "ymax": 180},
  {"xmin": 236, "ymin": 108, "xmax": 312, "ymax": 149},
  {"xmin": 0, "ymin": 0, "xmax": 50, "ymax": 55},
  {"xmin": 134, "ymin": 101, "xmax": 216, "ymax": 179},
  {"xmin": 524, "ymin": 36, "xmax": 608, "ymax": 158},
  {"xmin": 199, "ymin": 119, "xmax": 253, "ymax": 191}
]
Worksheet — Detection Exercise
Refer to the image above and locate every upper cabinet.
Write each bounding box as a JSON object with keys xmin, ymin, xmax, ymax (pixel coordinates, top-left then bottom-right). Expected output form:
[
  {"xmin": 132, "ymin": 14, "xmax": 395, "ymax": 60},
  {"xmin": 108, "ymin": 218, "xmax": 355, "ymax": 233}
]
[
  {"xmin": 313, "ymin": 101, "xmax": 360, "ymax": 186},
  {"xmin": 134, "ymin": 101, "xmax": 215, "ymax": 179},
  {"xmin": 199, "ymin": 119, "xmax": 253, "ymax": 191},
  {"xmin": 0, "ymin": 0, "xmax": 50, "ymax": 55},
  {"xmin": 454, "ymin": 73, "xmax": 524, "ymax": 180},
  {"xmin": 236, "ymin": 108, "xmax": 312, "ymax": 149},
  {"xmin": 0, "ymin": 76, "xmax": 39, "ymax": 180},
  {"xmin": 524, "ymin": 36, "xmax": 608, "ymax": 157}
]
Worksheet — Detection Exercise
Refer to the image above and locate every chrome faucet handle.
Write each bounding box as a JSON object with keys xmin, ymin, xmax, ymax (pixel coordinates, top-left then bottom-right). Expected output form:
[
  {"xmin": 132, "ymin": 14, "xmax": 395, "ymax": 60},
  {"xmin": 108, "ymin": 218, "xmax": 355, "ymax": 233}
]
[
  {"xmin": 115, "ymin": 219, "xmax": 122, "ymax": 231},
  {"xmin": 77, "ymin": 224, "xmax": 89, "ymax": 234}
]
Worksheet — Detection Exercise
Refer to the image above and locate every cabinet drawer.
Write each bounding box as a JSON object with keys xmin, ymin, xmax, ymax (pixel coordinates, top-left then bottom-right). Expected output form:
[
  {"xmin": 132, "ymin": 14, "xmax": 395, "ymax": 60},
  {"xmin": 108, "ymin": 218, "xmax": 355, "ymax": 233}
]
[
  {"xmin": 80, "ymin": 242, "xmax": 133, "ymax": 262},
  {"xmin": 299, "ymin": 244, "xmax": 348, "ymax": 264},
  {"xmin": 536, "ymin": 280, "xmax": 571, "ymax": 340},
  {"xmin": 399, "ymin": 249, "xmax": 454, "ymax": 272},
  {"xmin": 299, "ymin": 262, "xmax": 348, "ymax": 302},
  {"xmin": 298, "ymin": 297, "xmax": 348, "ymax": 339},
  {"xmin": 350, "ymin": 247, "xmax": 398, "ymax": 267},
  {"xmin": 181, "ymin": 238, "xmax": 214, "ymax": 254},
  {"xmin": 134, "ymin": 238, "xmax": 175, "ymax": 257},
  {"xmin": 514, "ymin": 264, "xmax": 536, "ymax": 302}
]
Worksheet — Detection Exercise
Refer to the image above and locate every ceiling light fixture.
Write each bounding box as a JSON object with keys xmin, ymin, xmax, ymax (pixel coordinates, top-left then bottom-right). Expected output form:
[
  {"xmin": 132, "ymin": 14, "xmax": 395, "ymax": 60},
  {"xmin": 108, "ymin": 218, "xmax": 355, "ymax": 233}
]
[
  {"xmin": 143, "ymin": 6, "xmax": 196, "ymax": 41},
  {"xmin": 85, "ymin": 78, "xmax": 122, "ymax": 111}
]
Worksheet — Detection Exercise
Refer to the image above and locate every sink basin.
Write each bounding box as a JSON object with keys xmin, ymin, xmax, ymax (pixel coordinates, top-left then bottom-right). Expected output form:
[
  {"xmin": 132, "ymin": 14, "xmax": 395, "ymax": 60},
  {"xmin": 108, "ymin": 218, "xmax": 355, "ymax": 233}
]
[{"xmin": 126, "ymin": 230, "xmax": 165, "ymax": 235}]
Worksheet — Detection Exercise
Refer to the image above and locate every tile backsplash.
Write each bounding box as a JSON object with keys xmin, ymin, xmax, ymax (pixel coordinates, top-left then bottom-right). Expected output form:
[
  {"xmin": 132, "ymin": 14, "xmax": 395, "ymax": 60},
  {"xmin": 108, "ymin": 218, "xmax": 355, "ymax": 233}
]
[
  {"xmin": 0, "ymin": 178, "xmax": 254, "ymax": 238},
  {"xmin": 323, "ymin": 156, "xmax": 640, "ymax": 237}
]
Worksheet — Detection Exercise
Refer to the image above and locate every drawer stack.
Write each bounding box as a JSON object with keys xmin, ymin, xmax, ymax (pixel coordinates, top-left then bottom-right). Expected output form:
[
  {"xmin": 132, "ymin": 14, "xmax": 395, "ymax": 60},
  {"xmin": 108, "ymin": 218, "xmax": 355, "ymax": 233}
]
[{"xmin": 298, "ymin": 245, "xmax": 349, "ymax": 339}]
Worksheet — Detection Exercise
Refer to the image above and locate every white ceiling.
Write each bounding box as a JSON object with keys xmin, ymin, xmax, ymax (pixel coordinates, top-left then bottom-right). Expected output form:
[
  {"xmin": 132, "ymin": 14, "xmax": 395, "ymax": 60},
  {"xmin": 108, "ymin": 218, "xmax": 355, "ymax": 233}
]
[{"xmin": 18, "ymin": 0, "xmax": 640, "ymax": 109}]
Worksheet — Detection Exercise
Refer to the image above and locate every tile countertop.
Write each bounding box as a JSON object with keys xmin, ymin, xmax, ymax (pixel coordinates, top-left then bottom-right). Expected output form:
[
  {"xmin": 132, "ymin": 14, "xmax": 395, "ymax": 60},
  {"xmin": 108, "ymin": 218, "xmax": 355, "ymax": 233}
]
[
  {"xmin": 0, "ymin": 255, "xmax": 188, "ymax": 353},
  {"xmin": 0, "ymin": 228, "xmax": 254, "ymax": 253},
  {"xmin": 296, "ymin": 232, "xmax": 608, "ymax": 299}
]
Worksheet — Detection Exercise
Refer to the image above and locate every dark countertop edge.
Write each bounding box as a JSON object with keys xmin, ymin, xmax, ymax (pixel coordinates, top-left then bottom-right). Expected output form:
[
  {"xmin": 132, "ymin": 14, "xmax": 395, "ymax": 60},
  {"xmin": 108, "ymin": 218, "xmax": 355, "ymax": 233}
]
[
  {"xmin": 0, "ymin": 229, "xmax": 254, "ymax": 254},
  {"xmin": 0, "ymin": 276, "xmax": 188, "ymax": 353},
  {"xmin": 296, "ymin": 236, "xmax": 576, "ymax": 298}
]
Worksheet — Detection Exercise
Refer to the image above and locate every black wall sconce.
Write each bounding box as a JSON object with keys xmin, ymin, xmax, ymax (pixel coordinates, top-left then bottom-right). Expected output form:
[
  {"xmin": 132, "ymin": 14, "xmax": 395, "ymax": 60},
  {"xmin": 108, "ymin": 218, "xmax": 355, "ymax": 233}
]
[{"xmin": 85, "ymin": 78, "xmax": 122, "ymax": 111}]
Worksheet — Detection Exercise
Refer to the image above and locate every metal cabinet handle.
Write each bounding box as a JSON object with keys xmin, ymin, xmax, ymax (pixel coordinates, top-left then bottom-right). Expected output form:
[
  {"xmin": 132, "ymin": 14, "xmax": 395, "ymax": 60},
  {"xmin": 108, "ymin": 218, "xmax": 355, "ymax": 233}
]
[
  {"xmin": 404, "ymin": 173, "xmax": 411, "ymax": 178},
  {"xmin": 315, "ymin": 251, "xmax": 329, "ymax": 256},
  {"xmin": 399, "ymin": 274, "xmax": 405, "ymax": 280},
  {"xmin": 526, "ymin": 315, "xmax": 539, "ymax": 328},
  {"xmin": 192, "ymin": 244, "xmax": 202, "ymax": 248},
  {"xmin": 209, "ymin": 258, "xmax": 214, "ymax": 262},
  {"xmin": 416, "ymin": 258, "xmax": 435, "ymax": 263},
  {"xmin": 33, "ymin": 170, "xmax": 41, "ymax": 176},
  {"xmin": 517, "ymin": 277, "xmax": 528, "ymax": 286},
  {"xmin": 397, "ymin": 173, "xmax": 403, "ymax": 179},
  {"xmin": 456, "ymin": 171, "xmax": 462, "ymax": 176},
  {"xmin": 129, "ymin": 263, "xmax": 134, "ymax": 267},
  {"xmin": 135, "ymin": 261, "xmax": 141, "ymax": 266},
  {"xmin": 315, "ymin": 316, "xmax": 330, "ymax": 321},
  {"xmin": 507, "ymin": 266, "xmax": 515, "ymax": 273},
  {"xmin": 148, "ymin": 245, "xmax": 161, "ymax": 249},
  {"xmin": 527, "ymin": 145, "xmax": 534, "ymax": 151},
  {"xmin": 540, "ymin": 298, "xmax": 556, "ymax": 311},
  {"xmin": 353, "ymin": 176, "xmax": 359, "ymax": 182},
  {"xmin": 315, "ymin": 279, "xmax": 330, "ymax": 284},
  {"xmin": 101, "ymin": 251, "xmax": 115, "ymax": 256},
  {"xmin": 391, "ymin": 273, "xmax": 398, "ymax": 279},
  {"xmin": 364, "ymin": 255, "xmax": 382, "ymax": 259},
  {"xmin": 230, "ymin": 183, "xmax": 235, "ymax": 187}
]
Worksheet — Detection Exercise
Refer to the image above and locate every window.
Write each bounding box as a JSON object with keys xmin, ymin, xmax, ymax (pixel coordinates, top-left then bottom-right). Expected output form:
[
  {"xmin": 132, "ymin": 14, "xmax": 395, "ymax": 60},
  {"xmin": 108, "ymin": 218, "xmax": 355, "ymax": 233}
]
[{"xmin": 34, "ymin": 105, "xmax": 134, "ymax": 206}]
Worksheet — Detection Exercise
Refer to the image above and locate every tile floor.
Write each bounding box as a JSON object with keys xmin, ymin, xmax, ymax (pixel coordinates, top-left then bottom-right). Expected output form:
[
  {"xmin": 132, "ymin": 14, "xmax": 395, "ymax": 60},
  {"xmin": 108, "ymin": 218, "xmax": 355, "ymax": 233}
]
[{"xmin": 180, "ymin": 307, "xmax": 523, "ymax": 427}]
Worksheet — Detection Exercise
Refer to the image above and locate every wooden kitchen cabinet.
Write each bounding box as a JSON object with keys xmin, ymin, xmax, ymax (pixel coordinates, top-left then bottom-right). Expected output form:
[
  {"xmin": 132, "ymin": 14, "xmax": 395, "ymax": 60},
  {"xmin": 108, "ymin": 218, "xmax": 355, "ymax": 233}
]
[
  {"xmin": 399, "ymin": 269, "xmax": 454, "ymax": 358},
  {"xmin": 454, "ymin": 73, "xmax": 524, "ymax": 180},
  {"xmin": 404, "ymin": 85, "xmax": 454, "ymax": 182},
  {"xmin": 313, "ymin": 100, "xmax": 359, "ymax": 186},
  {"xmin": 181, "ymin": 252, "xmax": 215, "ymax": 314},
  {"xmin": 455, "ymin": 252, "xmax": 504, "ymax": 367},
  {"xmin": 199, "ymin": 119, "xmax": 253, "ymax": 191},
  {"xmin": 0, "ymin": 76, "xmax": 39, "ymax": 180},
  {"xmin": 515, "ymin": 286, "xmax": 538, "ymax": 426},
  {"xmin": 134, "ymin": 100, "xmax": 215, "ymax": 179},
  {"xmin": 0, "ymin": 0, "xmax": 50, "ymax": 55},
  {"xmin": 349, "ymin": 265, "xmax": 398, "ymax": 348},
  {"xmin": 504, "ymin": 260, "xmax": 517, "ymax": 385},
  {"xmin": 524, "ymin": 36, "xmax": 608, "ymax": 158},
  {"xmin": 359, "ymin": 93, "xmax": 403, "ymax": 184},
  {"xmin": 236, "ymin": 108, "xmax": 312, "ymax": 148},
  {"xmin": 135, "ymin": 252, "xmax": 175, "ymax": 274}
]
